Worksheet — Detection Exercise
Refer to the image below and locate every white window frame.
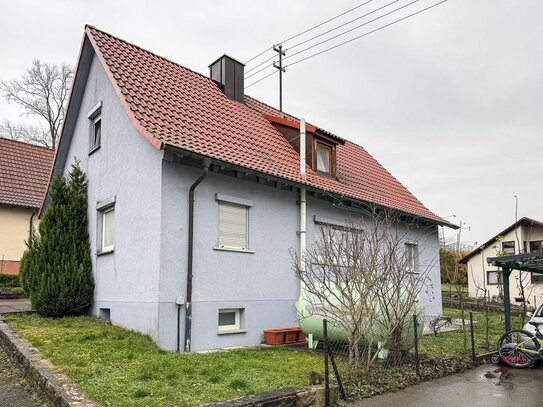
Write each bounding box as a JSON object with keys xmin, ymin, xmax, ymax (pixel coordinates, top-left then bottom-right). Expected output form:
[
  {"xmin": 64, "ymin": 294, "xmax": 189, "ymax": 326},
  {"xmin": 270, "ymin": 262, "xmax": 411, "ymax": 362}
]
[
  {"xmin": 218, "ymin": 308, "xmax": 241, "ymax": 332},
  {"xmin": 214, "ymin": 193, "xmax": 253, "ymax": 253},
  {"xmin": 101, "ymin": 207, "xmax": 115, "ymax": 252},
  {"xmin": 96, "ymin": 196, "xmax": 115, "ymax": 255},
  {"xmin": 405, "ymin": 243, "xmax": 419, "ymax": 274},
  {"xmin": 88, "ymin": 101, "xmax": 102, "ymax": 152}
]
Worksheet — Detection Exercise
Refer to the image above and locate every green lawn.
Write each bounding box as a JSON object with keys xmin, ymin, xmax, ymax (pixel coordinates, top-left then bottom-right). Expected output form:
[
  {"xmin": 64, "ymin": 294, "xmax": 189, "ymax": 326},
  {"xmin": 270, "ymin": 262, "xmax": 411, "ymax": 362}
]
[
  {"xmin": 440, "ymin": 284, "xmax": 468, "ymax": 296},
  {"xmin": 4, "ymin": 314, "xmax": 323, "ymax": 407},
  {"xmin": 420, "ymin": 307, "xmax": 521, "ymax": 358}
]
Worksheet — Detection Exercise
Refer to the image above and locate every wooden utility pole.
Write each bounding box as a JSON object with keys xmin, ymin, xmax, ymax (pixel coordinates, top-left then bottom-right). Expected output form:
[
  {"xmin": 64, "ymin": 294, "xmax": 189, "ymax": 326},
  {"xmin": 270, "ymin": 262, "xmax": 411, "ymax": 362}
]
[{"xmin": 273, "ymin": 44, "xmax": 286, "ymax": 111}]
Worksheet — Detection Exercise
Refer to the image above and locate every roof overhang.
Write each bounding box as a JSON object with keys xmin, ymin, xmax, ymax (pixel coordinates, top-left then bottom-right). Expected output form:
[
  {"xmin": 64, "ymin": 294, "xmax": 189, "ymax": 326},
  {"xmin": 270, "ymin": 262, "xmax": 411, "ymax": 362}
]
[{"xmin": 164, "ymin": 144, "xmax": 453, "ymax": 229}]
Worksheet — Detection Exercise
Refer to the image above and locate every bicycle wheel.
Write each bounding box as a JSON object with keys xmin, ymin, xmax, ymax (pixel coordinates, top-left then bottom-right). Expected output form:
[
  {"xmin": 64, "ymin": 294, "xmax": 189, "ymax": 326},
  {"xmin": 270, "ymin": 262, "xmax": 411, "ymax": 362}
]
[{"xmin": 497, "ymin": 329, "xmax": 541, "ymax": 368}]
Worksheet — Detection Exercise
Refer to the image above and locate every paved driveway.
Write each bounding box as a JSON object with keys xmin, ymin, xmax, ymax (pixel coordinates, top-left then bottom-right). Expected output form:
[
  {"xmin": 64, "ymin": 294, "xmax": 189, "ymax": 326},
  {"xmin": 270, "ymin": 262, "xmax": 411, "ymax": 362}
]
[{"xmin": 352, "ymin": 364, "xmax": 542, "ymax": 407}]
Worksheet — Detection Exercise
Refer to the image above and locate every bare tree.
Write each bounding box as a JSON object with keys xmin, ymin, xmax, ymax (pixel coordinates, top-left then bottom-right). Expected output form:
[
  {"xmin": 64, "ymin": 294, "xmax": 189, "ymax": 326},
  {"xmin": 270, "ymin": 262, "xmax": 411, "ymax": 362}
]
[
  {"xmin": 293, "ymin": 207, "xmax": 435, "ymax": 371},
  {"xmin": 1, "ymin": 60, "xmax": 73, "ymax": 149},
  {"xmin": 0, "ymin": 119, "xmax": 50, "ymax": 147}
]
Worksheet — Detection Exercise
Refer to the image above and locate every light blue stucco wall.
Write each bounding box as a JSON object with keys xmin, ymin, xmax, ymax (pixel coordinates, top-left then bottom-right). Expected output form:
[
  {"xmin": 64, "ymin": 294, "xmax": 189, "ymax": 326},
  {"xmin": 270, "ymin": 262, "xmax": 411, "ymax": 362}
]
[
  {"xmin": 63, "ymin": 50, "xmax": 441, "ymax": 352},
  {"xmin": 62, "ymin": 54, "xmax": 163, "ymax": 340},
  {"xmin": 158, "ymin": 162, "xmax": 442, "ymax": 352}
]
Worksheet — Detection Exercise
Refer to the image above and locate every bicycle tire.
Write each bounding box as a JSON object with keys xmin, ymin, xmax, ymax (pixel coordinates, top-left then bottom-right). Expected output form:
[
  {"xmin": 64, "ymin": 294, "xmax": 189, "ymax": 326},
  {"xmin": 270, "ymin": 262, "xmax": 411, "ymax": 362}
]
[{"xmin": 497, "ymin": 329, "xmax": 541, "ymax": 368}]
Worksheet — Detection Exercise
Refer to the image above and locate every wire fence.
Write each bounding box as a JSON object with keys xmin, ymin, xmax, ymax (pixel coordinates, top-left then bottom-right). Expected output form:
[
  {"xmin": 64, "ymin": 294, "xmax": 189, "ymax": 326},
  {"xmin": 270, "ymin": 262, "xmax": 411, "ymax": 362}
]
[{"xmin": 314, "ymin": 308, "xmax": 506, "ymax": 404}]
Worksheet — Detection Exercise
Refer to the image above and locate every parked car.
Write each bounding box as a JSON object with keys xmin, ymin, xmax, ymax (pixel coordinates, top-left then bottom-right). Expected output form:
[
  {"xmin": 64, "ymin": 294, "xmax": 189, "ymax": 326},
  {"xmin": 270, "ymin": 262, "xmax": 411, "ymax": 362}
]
[{"xmin": 523, "ymin": 304, "xmax": 543, "ymax": 336}]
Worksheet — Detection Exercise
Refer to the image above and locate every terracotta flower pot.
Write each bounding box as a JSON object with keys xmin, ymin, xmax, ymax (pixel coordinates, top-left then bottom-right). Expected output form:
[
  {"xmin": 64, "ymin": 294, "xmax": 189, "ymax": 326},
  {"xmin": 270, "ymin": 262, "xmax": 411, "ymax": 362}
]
[{"xmin": 264, "ymin": 329, "xmax": 286, "ymax": 345}]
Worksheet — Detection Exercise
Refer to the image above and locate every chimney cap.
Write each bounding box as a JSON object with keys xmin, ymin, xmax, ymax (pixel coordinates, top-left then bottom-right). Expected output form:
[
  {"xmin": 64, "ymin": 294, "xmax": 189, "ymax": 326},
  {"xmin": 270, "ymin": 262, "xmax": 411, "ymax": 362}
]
[{"xmin": 208, "ymin": 54, "xmax": 245, "ymax": 68}]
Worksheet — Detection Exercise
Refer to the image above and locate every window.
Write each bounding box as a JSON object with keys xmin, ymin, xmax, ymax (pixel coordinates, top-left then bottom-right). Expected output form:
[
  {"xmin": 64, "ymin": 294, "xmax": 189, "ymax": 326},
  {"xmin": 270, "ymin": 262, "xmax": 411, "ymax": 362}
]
[
  {"xmin": 88, "ymin": 101, "xmax": 102, "ymax": 152},
  {"xmin": 502, "ymin": 241, "xmax": 515, "ymax": 255},
  {"xmin": 316, "ymin": 143, "xmax": 332, "ymax": 174},
  {"xmin": 532, "ymin": 273, "xmax": 543, "ymax": 284},
  {"xmin": 101, "ymin": 208, "xmax": 115, "ymax": 252},
  {"xmin": 97, "ymin": 197, "xmax": 115, "ymax": 254},
  {"xmin": 216, "ymin": 194, "xmax": 252, "ymax": 252},
  {"xmin": 314, "ymin": 222, "xmax": 362, "ymax": 267},
  {"xmin": 529, "ymin": 240, "xmax": 543, "ymax": 252},
  {"xmin": 405, "ymin": 243, "xmax": 418, "ymax": 273},
  {"xmin": 218, "ymin": 308, "xmax": 242, "ymax": 332},
  {"xmin": 487, "ymin": 270, "xmax": 501, "ymax": 285}
]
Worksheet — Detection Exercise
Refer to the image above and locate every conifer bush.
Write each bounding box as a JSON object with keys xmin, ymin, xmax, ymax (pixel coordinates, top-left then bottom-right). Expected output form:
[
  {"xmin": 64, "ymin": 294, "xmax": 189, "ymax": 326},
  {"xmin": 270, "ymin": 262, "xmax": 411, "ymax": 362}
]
[{"xmin": 19, "ymin": 164, "xmax": 94, "ymax": 317}]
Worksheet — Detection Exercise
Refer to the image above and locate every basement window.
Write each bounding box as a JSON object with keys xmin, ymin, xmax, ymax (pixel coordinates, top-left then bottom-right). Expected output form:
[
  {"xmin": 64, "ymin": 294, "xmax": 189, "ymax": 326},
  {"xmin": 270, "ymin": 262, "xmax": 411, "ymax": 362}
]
[{"xmin": 218, "ymin": 308, "xmax": 245, "ymax": 334}]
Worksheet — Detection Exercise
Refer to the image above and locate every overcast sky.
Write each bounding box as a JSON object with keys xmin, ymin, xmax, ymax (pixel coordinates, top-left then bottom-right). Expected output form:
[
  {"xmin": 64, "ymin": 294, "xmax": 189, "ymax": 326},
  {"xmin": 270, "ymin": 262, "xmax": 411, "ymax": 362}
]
[{"xmin": 1, "ymin": 0, "xmax": 542, "ymax": 247}]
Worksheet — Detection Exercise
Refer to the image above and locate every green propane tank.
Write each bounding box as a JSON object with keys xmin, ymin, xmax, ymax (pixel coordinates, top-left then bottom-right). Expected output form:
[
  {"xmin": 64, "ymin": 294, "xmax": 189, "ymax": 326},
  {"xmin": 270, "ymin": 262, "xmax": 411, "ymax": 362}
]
[{"xmin": 296, "ymin": 284, "xmax": 424, "ymax": 350}]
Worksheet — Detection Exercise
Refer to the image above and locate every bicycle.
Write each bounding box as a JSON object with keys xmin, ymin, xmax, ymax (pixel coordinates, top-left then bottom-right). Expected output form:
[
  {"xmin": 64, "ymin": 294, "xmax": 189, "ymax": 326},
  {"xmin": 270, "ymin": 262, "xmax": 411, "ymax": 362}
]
[{"xmin": 497, "ymin": 321, "xmax": 543, "ymax": 368}]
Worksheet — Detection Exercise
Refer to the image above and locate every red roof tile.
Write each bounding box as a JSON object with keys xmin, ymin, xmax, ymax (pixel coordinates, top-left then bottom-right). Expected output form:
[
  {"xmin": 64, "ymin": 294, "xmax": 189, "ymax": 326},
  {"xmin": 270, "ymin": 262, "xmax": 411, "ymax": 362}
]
[
  {"xmin": 84, "ymin": 26, "xmax": 448, "ymax": 225},
  {"xmin": 0, "ymin": 138, "xmax": 54, "ymax": 208}
]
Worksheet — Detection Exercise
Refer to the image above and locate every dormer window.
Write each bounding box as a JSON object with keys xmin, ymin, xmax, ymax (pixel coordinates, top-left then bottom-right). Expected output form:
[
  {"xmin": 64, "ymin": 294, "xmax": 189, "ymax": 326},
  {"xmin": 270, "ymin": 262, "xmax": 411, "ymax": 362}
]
[
  {"xmin": 263, "ymin": 114, "xmax": 343, "ymax": 178},
  {"xmin": 316, "ymin": 142, "xmax": 332, "ymax": 174}
]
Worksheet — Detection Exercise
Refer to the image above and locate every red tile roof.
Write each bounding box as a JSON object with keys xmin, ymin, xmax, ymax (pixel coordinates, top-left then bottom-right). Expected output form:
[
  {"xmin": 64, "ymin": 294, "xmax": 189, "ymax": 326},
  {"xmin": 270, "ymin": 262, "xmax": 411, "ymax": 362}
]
[
  {"xmin": 0, "ymin": 138, "xmax": 54, "ymax": 208},
  {"xmin": 84, "ymin": 26, "xmax": 448, "ymax": 225}
]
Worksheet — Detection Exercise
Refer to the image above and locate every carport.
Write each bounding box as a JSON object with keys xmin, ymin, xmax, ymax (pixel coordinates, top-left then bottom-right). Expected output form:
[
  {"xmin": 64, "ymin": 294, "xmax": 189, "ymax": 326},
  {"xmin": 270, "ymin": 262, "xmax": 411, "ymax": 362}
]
[{"xmin": 487, "ymin": 251, "xmax": 543, "ymax": 332}]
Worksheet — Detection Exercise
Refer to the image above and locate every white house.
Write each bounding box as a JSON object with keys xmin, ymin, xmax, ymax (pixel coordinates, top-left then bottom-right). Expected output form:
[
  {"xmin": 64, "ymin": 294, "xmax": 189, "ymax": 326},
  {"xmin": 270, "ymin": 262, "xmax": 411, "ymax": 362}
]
[{"xmin": 461, "ymin": 217, "xmax": 543, "ymax": 306}]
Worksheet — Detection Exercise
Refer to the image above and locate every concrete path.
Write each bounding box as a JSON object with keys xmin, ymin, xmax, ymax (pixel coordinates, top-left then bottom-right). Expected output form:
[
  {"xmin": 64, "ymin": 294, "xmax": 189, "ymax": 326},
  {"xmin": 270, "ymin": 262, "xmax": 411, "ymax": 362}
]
[
  {"xmin": 0, "ymin": 298, "xmax": 32, "ymax": 314},
  {"xmin": 352, "ymin": 364, "xmax": 542, "ymax": 407},
  {"xmin": 0, "ymin": 345, "xmax": 43, "ymax": 407}
]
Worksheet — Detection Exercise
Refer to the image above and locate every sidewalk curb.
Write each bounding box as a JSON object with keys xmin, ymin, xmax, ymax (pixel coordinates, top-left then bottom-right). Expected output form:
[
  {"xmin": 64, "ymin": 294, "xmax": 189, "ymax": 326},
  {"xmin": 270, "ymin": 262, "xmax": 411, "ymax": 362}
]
[{"xmin": 0, "ymin": 319, "xmax": 101, "ymax": 407}]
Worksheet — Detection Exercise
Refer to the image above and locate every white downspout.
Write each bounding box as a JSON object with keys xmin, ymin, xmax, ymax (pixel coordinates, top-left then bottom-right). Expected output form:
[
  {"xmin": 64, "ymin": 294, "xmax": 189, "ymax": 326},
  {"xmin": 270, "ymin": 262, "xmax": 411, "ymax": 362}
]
[{"xmin": 300, "ymin": 119, "xmax": 307, "ymax": 272}]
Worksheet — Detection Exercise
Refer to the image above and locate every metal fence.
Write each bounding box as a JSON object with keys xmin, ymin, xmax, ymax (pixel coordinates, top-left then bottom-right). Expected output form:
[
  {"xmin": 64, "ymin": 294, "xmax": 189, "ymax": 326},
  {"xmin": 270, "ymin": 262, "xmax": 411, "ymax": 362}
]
[{"xmin": 316, "ymin": 309, "xmax": 502, "ymax": 404}]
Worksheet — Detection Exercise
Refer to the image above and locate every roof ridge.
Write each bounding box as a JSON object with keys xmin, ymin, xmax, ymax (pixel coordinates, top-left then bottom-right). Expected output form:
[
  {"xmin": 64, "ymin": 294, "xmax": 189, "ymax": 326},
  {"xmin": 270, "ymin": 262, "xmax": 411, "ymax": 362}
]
[
  {"xmin": 0, "ymin": 136, "xmax": 54, "ymax": 152},
  {"xmin": 85, "ymin": 25, "xmax": 214, "ymax": 84}
]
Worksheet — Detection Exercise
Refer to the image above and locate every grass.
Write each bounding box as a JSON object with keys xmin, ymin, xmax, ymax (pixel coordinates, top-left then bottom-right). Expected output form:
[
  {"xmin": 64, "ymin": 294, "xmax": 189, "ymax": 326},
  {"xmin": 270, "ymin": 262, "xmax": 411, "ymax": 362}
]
[
  {"xmin": 420, "ymin": 307, "xmax": 522, "ymax": 358},
  {"xmin": 440, "ymin": 283, "xmax": 468, "ymax": 296},
  {"xmin": 4, "ymin": 314, "xmax": 324, "ymax": 407}
]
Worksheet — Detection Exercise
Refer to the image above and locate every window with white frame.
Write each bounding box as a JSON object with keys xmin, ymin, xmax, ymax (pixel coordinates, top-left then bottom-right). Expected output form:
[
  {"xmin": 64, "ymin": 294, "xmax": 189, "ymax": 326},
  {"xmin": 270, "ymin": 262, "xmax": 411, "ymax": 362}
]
[
  {"xmin": 97, "ymin": 197, "xmax": 115, "ymax": 254},
  {"xmin": 405, "ymin": 243, "xmax": 418, "ymax": 273},
  {"xmin": 218, "ymin": 308, "xmax": 241, "ymax": 332},
  {"xmin": 487, "ymin": 270, "xmax": 501, "ymax": 285},
  {"xmin": 216, "ymin": 194, "xmax": 252, "ymax": 251},
  {"xmin": 88, "ymin": 101, "xmax": 102, "ymax": 152},
  {"xmin": 314, "ymin": 219, "xmax": 362, "ymax": 267}
]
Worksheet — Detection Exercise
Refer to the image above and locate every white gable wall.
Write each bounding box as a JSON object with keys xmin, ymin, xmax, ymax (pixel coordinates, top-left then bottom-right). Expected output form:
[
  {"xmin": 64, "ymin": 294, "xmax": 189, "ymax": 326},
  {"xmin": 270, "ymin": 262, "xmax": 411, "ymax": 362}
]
[{"xmin": 62, "ymin": 53, "xmax": 163, "ymax": 339}]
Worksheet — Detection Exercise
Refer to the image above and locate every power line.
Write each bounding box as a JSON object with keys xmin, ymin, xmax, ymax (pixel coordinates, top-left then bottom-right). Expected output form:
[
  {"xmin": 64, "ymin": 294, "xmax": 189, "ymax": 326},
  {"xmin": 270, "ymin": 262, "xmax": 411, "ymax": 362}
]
[
  {"xmin": 245, "ymin": 54, "xmax": 276, "ymax": 75},
  {"xmin": 245, "ymin": 0, "xmax": 421, "ymax": 79},
  {"xmin": 244, "ymin": 70, "xmax": 278, "ymax": 89},
  {"xmin": 286, "ymin": 0, "xmax": 401, "ymax": 51},
  {"xmin": 285, "ymin": 0, "xmax": 422, "ymax": 61},
  {"xmin": 244, "ymin": 0, "xmax": 374, "ymax": 66},
  {"xmin": 244, "ymin": 47, "xmax": 273, "ymax": 65},
  {"xmin": 285, "ymin": 0, "xmax": 448, "ymax": 68},
  {"xmin": 279, "ymin": 0, "xmax": 374, "ymax": 45},
  {"xmin": 245, "ymin": 62, "xmax": 276, "ymax": 80}
]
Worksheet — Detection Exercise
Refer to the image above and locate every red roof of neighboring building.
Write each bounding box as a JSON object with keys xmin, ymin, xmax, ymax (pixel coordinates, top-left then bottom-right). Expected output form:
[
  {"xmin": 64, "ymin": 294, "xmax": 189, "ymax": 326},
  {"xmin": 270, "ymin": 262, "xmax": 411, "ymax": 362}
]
[
  {"xmin": 82, "ymin": 26, "xmax": 448, "ymax": 225},
  {"xmin": 0, "ymin": 138, "xmax": 54, "ymax": 208}
]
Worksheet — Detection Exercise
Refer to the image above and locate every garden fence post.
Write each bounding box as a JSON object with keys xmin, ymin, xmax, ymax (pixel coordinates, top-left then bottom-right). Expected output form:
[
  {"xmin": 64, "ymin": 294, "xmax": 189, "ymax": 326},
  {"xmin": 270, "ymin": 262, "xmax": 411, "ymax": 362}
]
[
  {"xmin": 470, "ymin": 312, "xmax": 476, "ymax": 363},
  {"xmin": 323, "ymin": 319, "xmax": 330, "ymax": 407},
  {"xmin": 413, "ymin": 314, "xmax": 420, "ymax": 376}
]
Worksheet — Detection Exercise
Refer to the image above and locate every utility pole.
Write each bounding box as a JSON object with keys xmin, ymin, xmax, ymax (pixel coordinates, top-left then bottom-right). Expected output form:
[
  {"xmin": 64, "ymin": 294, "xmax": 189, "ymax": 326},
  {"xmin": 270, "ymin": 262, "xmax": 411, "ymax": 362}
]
[{"xmin": 273, "ymin": 44, "xmax": 286, "ymax": 112}]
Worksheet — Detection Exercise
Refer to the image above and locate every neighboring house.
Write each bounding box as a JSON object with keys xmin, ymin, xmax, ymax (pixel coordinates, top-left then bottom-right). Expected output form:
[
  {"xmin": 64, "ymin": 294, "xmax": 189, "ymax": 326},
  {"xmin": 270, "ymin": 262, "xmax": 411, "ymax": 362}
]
[
  {"xmin": 48, "ymin": 25, "xmax": 451, "ymax": 352},
  {"xmin": 0, "ymin": 137, "xmax": 54, "ymax": 275},
  {"xmin": 461, "ymin": 217, "xmax": 543, "ymax": 304}
]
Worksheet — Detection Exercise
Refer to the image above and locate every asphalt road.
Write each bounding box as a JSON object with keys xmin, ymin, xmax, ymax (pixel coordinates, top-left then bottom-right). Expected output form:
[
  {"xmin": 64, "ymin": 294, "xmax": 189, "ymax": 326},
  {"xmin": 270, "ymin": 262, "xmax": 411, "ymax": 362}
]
[{"xmin": 352, "ymin": 364, "xmax": 543, "ymax": 407}]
